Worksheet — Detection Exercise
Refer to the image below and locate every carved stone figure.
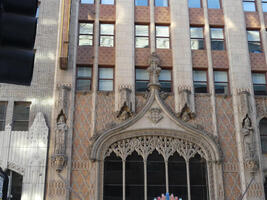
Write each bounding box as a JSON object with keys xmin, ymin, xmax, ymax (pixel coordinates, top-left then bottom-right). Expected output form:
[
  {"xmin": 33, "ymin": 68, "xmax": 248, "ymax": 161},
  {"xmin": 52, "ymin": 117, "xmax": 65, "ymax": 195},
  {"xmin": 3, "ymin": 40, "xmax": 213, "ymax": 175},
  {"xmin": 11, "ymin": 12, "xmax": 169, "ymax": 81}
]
[
  {"xmin": 241, "ymin": 115, "xmax": 255, "ymax": 161},
  {"xmin": 53, "ymin": 110, "xmax": 68, "ymax": 172},
  {"xmin": 147, "ymin": 52, "xmax": 161, "ymax": 89},
  {"xmin": 177, "ymin": 89, "xmax": 195, "ymax": 121},
  {"xmin": 117, "ymin": 87, "xmax": 133, "ymax": 120}
]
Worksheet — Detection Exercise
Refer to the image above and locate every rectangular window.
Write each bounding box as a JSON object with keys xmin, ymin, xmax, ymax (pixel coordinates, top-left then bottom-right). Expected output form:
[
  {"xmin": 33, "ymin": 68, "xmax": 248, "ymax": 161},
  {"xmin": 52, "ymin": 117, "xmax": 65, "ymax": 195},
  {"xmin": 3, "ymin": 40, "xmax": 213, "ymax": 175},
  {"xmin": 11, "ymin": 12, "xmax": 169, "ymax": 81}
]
[
  {"xmin": 81, "ymin": 0, "xmax": 94, "ymax": 3},
  {"xmin": 136, "ymin": 68, "xmax": 149, "ymax": 92},
  {"xmin": 263, "ymin": 0, "xmax": 267, "ymax": 12},
  {"xmin": 207, "ymin": 0, "xmax": 220, "ymax": 9},
  {"xmin": 135, "ymin": 25, "xmax": 149, "ymax": 48},
  {"xmin": 210, "ymin": 28, "xmax": 225, "ymax": 50},
  {"xmin": 214, "ymin": 71, "xmax": 228, "ymax": 94},
  {"xmin": 188, "ymin": 0, "xmax": 201, "ymax": 8},
  {"xmin": 12, "ymin": 102, "xmax": 31, "ymax": 131},
  {"xmin": 247, "ymin": 30, "xmax": 262, "ymax": 53},
  {"xmin": 100, "ymin": 24, "xmax": 114, "ymax": 47},
  {"xmin": 101, "ymin": 0, "xmax": 114, "ymax": 4},
  {"xmin": 0, "ymin": 102, "xmax": 7, "ymax": 131},
  {"xmin": 243, "ymin": 0, "xmax": 256, "ymax": 12},
  {"xmin": 159, "ymin": 69, "xmax": 172, "ymax": 92},
  {"xmin": 155, "ymin": 0, "xmax": 168, "ymax": 7},
  {"xmin": 190, "ymin": 27, "xmax": 204, "ymax": 50},
  {"xmin": 193, "ymin": 70, "xmax": 208, "ymax": 93},
  {"xmin": 156, "ymin": 26, "xmax": 170, "ymax": 49},
  {"xmin": 98, "ymin": 67, "xmax": 114, "ymax": 91},
  {"xmin": 79, "ymin": 23, "xmax": 93, "ymax": 46},
  {"xmin": 252, "ymin": 73, "xmax": 267, "ymax": 95},
  {"xmin": 135, "ymin": 0, "xmax": 148, "ymax": 6},
  {"xmin": 77, "ymin": 66, "xmax": 92, "ymax": 91}
]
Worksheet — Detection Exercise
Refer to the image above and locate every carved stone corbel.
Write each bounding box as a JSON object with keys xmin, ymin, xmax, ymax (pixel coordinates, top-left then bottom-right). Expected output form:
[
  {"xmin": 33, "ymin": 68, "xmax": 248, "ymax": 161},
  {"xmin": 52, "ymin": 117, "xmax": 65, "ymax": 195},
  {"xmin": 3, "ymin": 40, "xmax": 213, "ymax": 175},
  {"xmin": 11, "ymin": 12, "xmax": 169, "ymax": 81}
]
[
  {"xmin": 177, "ymin": 88, "xmax": 196, "ymax": 122},
  {"xmin": 116, "ymin": 86, "xmax": 133, "ymax": 121}
]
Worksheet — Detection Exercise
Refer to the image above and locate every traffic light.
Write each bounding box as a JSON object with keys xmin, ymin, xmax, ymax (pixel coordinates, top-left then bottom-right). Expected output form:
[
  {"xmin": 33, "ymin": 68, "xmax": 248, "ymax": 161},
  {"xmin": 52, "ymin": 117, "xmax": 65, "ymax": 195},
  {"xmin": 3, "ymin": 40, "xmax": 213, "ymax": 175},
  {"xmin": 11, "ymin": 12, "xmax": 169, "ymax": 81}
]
[{"xmin": 0, "ymin": 0, "xmax": 38, "ymax": 85}]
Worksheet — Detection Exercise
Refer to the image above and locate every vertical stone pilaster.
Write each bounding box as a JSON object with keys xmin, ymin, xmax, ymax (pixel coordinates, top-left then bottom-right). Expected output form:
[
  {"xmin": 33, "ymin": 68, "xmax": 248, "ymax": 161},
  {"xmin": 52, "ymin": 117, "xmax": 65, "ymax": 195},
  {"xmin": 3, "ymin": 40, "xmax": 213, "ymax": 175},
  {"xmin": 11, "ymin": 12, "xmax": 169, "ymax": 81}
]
[{"xmin": 115, "ymin": 0, "xmax": 135, "ymax": 112}]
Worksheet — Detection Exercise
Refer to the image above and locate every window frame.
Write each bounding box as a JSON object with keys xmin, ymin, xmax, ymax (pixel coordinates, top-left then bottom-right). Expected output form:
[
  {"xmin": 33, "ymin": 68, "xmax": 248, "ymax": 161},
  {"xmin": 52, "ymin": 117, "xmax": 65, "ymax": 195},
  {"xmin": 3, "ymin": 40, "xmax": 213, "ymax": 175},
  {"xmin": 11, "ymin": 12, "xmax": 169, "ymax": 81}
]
[
  {"xmin": 79, "ymin": 22, "xmax": 94, "ymax": 46},
  {"xmin": 76, "ymin": 65, "xmax": 93, "ymax": 91},
  {"xmin": 259, "ymin": 118, "xmax": 267, "ymax": 154},
  {"xmin": 252, "ymin": 72, "xmax": 267, "ymax": 95},
  {"xmin": 159, "ymin": 68, "xmax": 172, "ymax": 93},
  {"xmin": 188, "ymin": 0, "xmax": 202, "ymax": 8},
  {"xmin": 135, "ymin": 24, "xmax": 150, "ymax": 48},
  {"xmin": 213, "ymin": 70, "xmax": 229, "ymax": 94},
  {"xmin": 193, "ymin": 70, "xmax": 209, "ymax": 93},
  {"xmin": 154, "ymin": 0, "xmax": 169, "ymax": 7},
  {"xmin": 99, "ymin": 23, "xmax": 115, "ymax": 47},
  {"xmin": 243, "ymin": 0, "xmax": 257, "ymax": 12},
  {"xmin": 155, "ymin": 25, "xmax": 171, "ymax": 49},
  {"xmin": 0, "ymin": 102, "xmax": 7, "ymax": 131},
  {"xmin": 135, "ymin": 67, "xmax": 150, "ymax": 92},
  {"xmin": 12, "ymin": 102, "xmax": 31, "ymax": 131},
  {"xmin": 247, "ymin": 29, "xmax": 263, "ymax": 53},
  {"xmin": 190, "ymin": 26, "xmax": 205, "ymax": 50},
  {"xmin": 263, "ymin": 0, "xmax": 267, "ymax": 12},
  {"xmin": 98, "ymin": 66, "xmax": 114, "ymax": 92},
  {"xmin": 210, "ymin": 27, "xmax": 225, "ymax": 51}
]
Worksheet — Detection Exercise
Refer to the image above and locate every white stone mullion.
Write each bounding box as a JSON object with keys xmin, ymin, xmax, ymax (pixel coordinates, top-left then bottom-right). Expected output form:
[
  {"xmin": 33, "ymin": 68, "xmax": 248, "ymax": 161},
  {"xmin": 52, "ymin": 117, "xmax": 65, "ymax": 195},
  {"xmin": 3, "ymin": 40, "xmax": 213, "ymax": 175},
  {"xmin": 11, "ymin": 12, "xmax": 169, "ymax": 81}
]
[
  {"xmin": 165, "ymin": 160, "xmax": 169, "ymax": 193},
  {"xmin": 186, "ymin": 160, "xmax": 191, "ymax": 200},
  {"xmin": 123, "ymin": 160, "xmax": 126, "ymax": 200},
  {"xmin": 223, "ymin": 0, "xmax": 253, "ymax": 198},
  {"xmin": 169, "ymin": 0, "xmax": 194, "ymax": 113},
  {"xmin": 91, "ymin": 0, "xmax": 100, "ymax": 135},
  {"xmin": 144, "ymin": 160, "xmax": 147, "ymax": 200},
  {"xmin": 150, "ymin": 0, "xmax": 156, "ymax": 52},
  {"xmin": 202, "ymin": 0, "xmax": 218, "ymax": 137},
  {"xmin": 115, "ymin": 0, "xmax": 135, "ymax": 112}
]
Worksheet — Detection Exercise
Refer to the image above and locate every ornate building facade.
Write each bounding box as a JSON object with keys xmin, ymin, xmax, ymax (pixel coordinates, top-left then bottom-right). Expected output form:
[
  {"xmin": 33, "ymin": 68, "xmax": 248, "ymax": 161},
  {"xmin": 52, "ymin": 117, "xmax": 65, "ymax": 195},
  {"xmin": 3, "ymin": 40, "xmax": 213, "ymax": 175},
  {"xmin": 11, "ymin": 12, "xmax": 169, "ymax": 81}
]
[{"xmin": 2, "ymin": 0, "xmax": 267, "ymax": 200}]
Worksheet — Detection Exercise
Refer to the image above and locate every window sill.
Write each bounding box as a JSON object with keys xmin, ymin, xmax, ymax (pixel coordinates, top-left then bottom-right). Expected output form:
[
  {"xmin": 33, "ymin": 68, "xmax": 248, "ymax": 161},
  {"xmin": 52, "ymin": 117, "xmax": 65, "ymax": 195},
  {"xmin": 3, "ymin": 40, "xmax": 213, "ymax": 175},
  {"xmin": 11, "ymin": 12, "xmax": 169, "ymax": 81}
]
[
  {"xmin": 97, "ymin": 91, "xmax": 114, "ymax": 96},
  {"xmin": 215, "ymin": 93, "xmax": 231, "ymax": 98},
  {"xmin": 76, "ymin": 90, "xmax": 92, "ymax": 95}
]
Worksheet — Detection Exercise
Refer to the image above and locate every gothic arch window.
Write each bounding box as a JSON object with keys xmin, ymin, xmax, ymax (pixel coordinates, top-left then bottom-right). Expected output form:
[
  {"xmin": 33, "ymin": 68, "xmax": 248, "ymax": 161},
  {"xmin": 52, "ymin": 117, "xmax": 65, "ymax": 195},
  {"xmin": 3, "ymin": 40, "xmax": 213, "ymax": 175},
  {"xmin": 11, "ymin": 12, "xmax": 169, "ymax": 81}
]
[
  {"xmin": 259, "ymin": 118, "xmax": 267, "ymax": 153},
  {"xmin": 103, "ymin": 136, "xmax": 209, "ymax": 200}
]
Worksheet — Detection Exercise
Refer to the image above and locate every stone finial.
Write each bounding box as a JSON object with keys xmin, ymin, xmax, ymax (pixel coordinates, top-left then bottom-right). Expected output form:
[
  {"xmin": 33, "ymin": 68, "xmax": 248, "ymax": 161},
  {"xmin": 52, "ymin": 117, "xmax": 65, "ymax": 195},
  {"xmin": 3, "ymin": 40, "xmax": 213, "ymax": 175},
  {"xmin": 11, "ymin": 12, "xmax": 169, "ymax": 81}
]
[{"xmin": 147, "ymin": 52, "xmax": 161, "ymax": 90}]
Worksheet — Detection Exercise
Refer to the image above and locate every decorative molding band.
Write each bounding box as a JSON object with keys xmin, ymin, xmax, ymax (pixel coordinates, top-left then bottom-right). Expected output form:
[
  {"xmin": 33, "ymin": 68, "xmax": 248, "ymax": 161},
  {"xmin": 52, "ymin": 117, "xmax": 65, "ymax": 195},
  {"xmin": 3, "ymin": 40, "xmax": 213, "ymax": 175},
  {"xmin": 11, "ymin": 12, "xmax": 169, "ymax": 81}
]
[
  {"xmin": 177, "ymin": 85, "xmax": 192, "ymax": 93},
  {"xmin": 236, "ymin": 88, "xmax": 251, "ymax": 94},
  {"xmin": 7, "ymin": 161, "xmax": 25, "ymax": 175}
]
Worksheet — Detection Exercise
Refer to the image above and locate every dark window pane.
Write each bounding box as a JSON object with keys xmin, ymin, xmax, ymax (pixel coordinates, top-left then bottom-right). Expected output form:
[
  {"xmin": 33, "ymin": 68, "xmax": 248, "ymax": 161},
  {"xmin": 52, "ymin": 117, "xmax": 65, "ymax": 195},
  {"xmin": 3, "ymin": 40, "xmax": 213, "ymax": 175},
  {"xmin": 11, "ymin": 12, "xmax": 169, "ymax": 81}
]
[
  {"xmin": 188, "ymin": 0, "xmax": 201, "ymax": 8},
  {"xmin": 0, "ymin": 121, "xmax": 5, "ymax": 131},
  {"xmin": 190, "ymin": 154, "xmax": 208, "ymax": 200},
  {"xmin": 194, "ymin": 83, "xmax": 208, "ymax": 93},
  {"xmin": 104, "ymin": 153, "xmax": 123, "ymax": 200},
  {"xmin": 160, "ymin": 81, "xmax": 172, "ymax": 92},
  {"xmin": 214, "ymin": 82, "xmax": 228, "ymax": 94},
  {"xmin": 169, "ymin": 153, "xmax": 187, "ymax": 199},
  {"xmin": 147, "ymin": 151, "xmax": 166, "ymax": 199},
  {"xmin": 248, "ymin": 42, "xmax": 262, "ymax": 53},
  {"xmin": 99, "ymin": 80, "xmax": 113, "ymax": 91},
  {"xmin": 0, "ymin": 102, "xmax": 7, "ymax": 131},
  {"xmin": 136, "ymin": 81, "xmax": 149, "ymax": 92},
  {"xmin": 135, "ymin": 0, "xmax": 148, "ymax": 6},
  {"xmin": 254, "ymin": 85, "xmax": 267, "ymax": 95},
  {"xmin": 13, "ymin": 102, "xmax": 30, "ymax": 131},
  {"xmin": 126, "ymin": 152, "xmax": 144, "ymax": 200},
  {"xmin": 155, "ymin": 0, "xmax": 168, "ymax": 6},
  {"xmin": 260, "ymin": 119, "xmax": 267, "ymax": 153},
  {"xmin": 191, "ymin": 39, "xmax": 204, "ymax": 50},
  {"xmin": 77, "ymin": 80, "xmax": 91, "ymax": 91},
  {"xmin": 10, "ymin": 171, "xmax": 23, "ymax": 200},
  {"xmin": 208, "ymin": 0, "xmax": 220, "ymax": 8},
  {"xmin": 211, "ymin": 40, "xmax": 225, "ymax": 50}
]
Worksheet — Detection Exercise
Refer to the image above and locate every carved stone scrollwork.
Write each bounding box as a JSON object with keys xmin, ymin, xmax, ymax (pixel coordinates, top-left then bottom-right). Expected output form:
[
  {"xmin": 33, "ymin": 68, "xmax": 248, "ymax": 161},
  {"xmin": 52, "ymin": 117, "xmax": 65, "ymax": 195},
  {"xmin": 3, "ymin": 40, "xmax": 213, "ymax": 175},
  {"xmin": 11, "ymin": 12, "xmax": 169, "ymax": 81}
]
[
  {"xmin": 104, "ymin": 136, "xmax": 207, "ymax": 162},
  {"xmin": 117, "ymin": 86, "xmax": 133, "ymax": 121},
  {"xmin": 241, "ymin": 115, "xmax": 258, "ymax": 173},
  {"xmin": 52, "ymin": 110, "xmax": 68, "ymax": 172},
  {"xmin": 177, "ymin": 89, "xmax": 196, "ymax": 122},
  {"xmin": 148, "ymin": 108, "xmax": 163, "ymax": 124}
]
